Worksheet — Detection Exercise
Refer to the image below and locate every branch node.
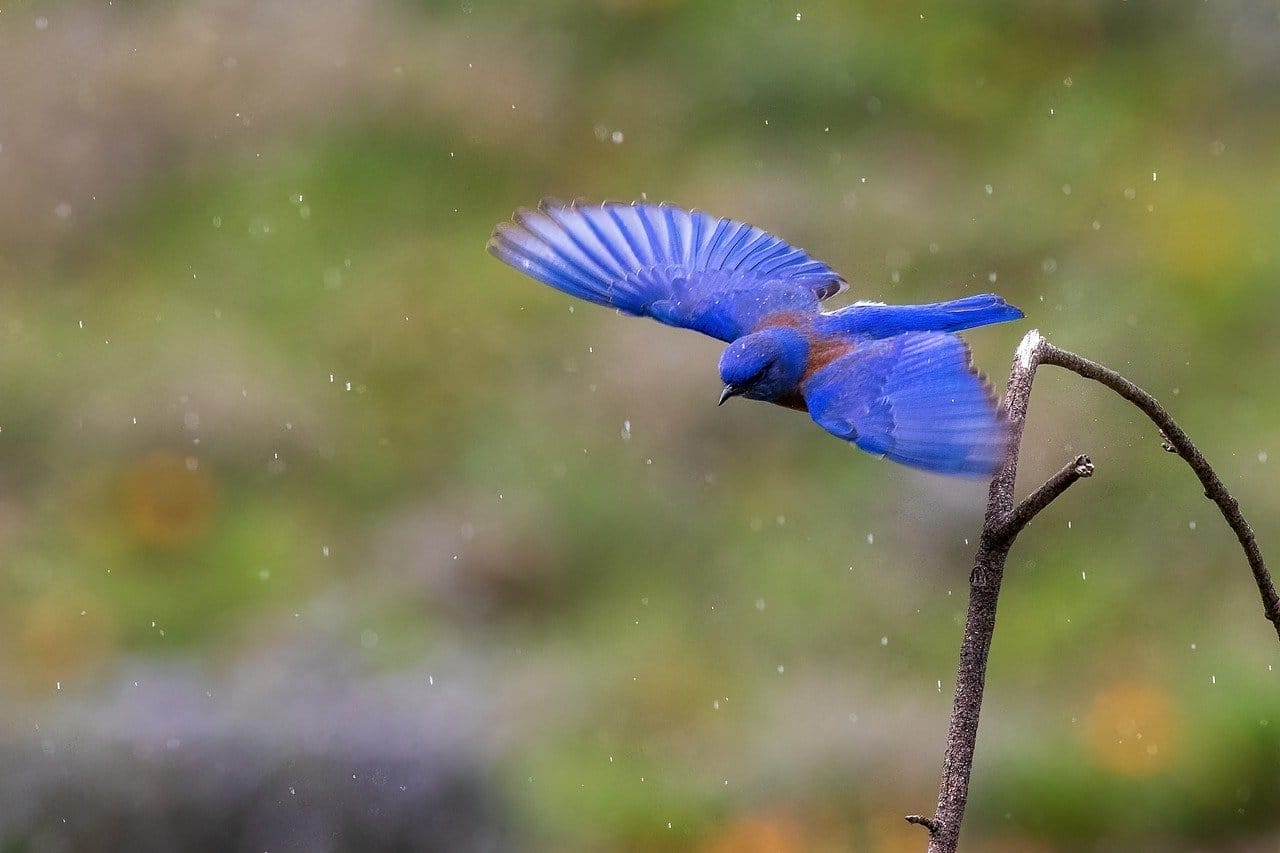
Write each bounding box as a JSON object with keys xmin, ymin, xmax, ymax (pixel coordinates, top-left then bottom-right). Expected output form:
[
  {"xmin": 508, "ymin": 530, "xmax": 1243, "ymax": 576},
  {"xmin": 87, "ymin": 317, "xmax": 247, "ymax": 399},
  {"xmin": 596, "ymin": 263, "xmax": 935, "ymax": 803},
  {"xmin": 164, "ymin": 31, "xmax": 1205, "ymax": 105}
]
[
  {"xmin": 1160, "ymin": 431, "xmax": 1177, "ymax": 453},
  {"xmin": 904, "ymin": 814, "xmax": 939, "ymax": 834}
]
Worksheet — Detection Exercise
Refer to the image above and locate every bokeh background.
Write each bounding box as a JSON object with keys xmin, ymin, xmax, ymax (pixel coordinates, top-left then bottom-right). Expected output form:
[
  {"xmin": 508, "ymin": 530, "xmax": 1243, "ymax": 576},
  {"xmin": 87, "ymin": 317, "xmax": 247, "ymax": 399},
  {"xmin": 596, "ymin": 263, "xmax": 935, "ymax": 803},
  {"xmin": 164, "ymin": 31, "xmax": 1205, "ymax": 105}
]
[{"xmin": 2, "ymin": 1, "xmax": 1278, "ymax": 850}]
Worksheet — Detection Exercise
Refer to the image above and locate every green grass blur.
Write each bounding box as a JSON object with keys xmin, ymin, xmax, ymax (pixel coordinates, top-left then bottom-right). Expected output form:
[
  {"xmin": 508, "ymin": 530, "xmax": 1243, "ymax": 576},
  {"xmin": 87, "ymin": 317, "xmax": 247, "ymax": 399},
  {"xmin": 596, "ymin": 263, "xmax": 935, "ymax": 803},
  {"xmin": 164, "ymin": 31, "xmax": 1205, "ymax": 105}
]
[{"xmin": 1, "ymin": 1, "xmax": 1278, "ymax": 849}]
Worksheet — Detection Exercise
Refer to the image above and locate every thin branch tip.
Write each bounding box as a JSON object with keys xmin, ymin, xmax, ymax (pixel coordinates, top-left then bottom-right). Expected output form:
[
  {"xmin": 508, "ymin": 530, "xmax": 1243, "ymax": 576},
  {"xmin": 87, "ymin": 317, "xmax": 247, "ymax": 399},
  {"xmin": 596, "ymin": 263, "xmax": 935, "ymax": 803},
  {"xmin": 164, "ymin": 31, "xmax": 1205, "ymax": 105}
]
[
  {"xmin": 905, "ymin": 814, "xmax": 939, "ymax": 834},
  {"xmin": 994, "ymin": 454, "xmax": 1095, "ymax": 541}
]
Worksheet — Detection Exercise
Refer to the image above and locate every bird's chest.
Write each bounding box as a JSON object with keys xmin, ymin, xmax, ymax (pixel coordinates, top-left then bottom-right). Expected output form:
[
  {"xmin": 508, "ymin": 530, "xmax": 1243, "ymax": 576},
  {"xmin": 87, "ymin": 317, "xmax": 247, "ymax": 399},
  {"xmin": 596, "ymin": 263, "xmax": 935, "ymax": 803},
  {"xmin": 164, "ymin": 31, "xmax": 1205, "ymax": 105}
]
[{"xmin": 773, "ymin": 336, "xmax": 857, "ymax": 412}]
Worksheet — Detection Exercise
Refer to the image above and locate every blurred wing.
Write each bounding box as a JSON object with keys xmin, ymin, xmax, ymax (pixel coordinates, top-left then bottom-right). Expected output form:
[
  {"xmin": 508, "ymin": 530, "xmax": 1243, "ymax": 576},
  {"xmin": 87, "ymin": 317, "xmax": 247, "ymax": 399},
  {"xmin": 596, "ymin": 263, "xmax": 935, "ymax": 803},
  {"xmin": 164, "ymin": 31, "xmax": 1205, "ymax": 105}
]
[
  {"xmin": 488, "ymin": 199, "xmax": 846, "ymax": 342},
  {"xmin": 803, "ymin": 332, "xmax": 1008, "ymax": 476}
]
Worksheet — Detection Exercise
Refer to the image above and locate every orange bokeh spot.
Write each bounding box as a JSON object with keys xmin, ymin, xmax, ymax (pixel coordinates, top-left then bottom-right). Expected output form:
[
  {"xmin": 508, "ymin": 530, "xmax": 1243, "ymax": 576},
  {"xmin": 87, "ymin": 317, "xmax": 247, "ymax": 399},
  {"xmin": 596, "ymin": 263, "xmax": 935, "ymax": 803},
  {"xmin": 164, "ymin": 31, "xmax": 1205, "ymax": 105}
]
[
  {"xmin": 1084, "ymin": 681, "xmax": 1179, "ymax": 777},
  {"xmin": 119, "ymin": 451, "xmax": 216, "ymax": 548},
  {"xmin": 701, "ymin": 814, "xmax": 805, "ymax": 853}
]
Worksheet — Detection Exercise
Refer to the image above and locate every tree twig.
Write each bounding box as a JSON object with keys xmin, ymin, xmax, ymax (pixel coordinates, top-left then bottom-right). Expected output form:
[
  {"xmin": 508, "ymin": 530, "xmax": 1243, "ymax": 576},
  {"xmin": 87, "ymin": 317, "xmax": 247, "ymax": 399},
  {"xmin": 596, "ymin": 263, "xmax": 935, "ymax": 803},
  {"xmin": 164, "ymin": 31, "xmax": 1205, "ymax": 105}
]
[
  {"xmin": 906, "ymin": 329, "xmax": 1278, "ymax": 852},
  {"xmin": 905, "ymin": 815, "xmax": 939, "ymax": 833},
  {"xmin": 990, "ymin": 454, "xmax": 1094, "ymax": 542}
]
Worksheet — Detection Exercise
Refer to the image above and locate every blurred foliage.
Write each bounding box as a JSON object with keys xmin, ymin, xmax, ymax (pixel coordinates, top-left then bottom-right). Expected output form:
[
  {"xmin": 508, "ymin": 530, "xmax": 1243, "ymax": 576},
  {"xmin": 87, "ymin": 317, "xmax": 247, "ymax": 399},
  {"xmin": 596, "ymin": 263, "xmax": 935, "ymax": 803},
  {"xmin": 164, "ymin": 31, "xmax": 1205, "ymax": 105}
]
[{"xmin": 0, "ymin": 0, "xmax": 1278, "ymax": 849}]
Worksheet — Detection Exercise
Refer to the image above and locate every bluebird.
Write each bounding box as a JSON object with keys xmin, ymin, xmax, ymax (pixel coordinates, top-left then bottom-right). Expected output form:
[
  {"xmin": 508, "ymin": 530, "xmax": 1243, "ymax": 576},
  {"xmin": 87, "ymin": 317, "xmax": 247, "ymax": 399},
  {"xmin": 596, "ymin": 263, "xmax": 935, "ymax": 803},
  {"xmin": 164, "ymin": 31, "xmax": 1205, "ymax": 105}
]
[{"xmin": 488, "ymin": 200, "xmax": 1023, "ymax": 476}]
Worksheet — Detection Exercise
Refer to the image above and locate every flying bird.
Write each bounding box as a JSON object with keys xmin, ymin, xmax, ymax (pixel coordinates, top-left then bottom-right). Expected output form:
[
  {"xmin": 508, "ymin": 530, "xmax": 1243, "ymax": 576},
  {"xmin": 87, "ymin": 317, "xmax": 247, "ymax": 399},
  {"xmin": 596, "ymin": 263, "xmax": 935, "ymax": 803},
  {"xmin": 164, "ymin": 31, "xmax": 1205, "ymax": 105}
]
[{"xmin": 487, "ymin": 199, "xmax": 1023, "ymax": 476}]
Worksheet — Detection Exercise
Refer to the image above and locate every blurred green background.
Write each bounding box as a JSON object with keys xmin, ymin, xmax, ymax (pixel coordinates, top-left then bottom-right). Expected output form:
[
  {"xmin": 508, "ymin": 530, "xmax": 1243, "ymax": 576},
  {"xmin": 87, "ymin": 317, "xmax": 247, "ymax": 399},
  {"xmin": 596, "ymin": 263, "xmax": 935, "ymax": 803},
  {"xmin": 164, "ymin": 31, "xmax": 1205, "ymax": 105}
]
[{"xmin": 1, "ymin": 1, "xmax": 1278, "ymax": 850}]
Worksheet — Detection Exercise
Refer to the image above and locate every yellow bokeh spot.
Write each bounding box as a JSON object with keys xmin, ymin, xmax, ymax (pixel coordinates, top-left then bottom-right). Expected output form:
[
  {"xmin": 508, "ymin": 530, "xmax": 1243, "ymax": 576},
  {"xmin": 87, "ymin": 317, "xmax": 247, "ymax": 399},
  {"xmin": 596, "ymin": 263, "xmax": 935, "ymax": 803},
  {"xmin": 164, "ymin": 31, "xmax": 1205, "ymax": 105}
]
[
  {"xmin": 1153, "ymin": 191, "xmax": 1247, "ymax": 285},
  {"xmin": 119, "ymin": 451, "xmax": 216, "ymax": 548},
  {"xmin": 15, "ymin": 593, "xmax": 117, "ymax": 687},
  {"xmin": 1084, "ymin": 681, "xmax": 1179, "ymax": 777}
]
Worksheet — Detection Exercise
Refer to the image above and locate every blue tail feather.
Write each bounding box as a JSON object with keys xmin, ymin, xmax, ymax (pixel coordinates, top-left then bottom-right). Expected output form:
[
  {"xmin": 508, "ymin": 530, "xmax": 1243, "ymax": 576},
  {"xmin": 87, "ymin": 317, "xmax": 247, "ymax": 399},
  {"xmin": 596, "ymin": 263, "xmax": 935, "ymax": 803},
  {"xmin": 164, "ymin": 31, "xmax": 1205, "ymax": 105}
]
[{"xmin": 818, "ymin": 294, "xmax": 1023, "ymax": 339}]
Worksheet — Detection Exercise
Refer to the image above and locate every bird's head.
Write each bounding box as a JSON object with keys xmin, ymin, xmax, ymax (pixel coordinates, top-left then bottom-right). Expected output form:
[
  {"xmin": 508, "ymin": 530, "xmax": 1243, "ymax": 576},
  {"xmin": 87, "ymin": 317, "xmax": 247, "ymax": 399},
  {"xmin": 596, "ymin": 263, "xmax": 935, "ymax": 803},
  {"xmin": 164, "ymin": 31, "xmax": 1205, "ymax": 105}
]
[{"xmin": 717, "ymin": 327, "xmax": 809, "ymax": 405}]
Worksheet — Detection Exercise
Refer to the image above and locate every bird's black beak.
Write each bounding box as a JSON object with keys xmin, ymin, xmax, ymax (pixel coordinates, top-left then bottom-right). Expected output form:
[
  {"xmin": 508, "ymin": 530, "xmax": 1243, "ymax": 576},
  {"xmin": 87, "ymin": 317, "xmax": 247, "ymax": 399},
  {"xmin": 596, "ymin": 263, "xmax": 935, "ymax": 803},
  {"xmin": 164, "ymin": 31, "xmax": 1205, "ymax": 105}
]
[{"xmin": 718, "ymin": 384, "xmax": 740, "ymax": 406}]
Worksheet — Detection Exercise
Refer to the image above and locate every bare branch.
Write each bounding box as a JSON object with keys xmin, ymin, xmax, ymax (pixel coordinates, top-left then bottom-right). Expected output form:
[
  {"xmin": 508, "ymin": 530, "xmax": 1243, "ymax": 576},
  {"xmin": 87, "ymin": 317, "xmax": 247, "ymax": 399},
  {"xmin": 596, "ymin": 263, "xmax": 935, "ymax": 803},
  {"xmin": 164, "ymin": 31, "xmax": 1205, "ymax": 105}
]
[
  {"xmin": 1037, "ymin": 343, "xmax": 1280, "ymax": 640},
  {"xmin": 911, "ymin": 330, "xmax": 1278, "ymax": 853}
]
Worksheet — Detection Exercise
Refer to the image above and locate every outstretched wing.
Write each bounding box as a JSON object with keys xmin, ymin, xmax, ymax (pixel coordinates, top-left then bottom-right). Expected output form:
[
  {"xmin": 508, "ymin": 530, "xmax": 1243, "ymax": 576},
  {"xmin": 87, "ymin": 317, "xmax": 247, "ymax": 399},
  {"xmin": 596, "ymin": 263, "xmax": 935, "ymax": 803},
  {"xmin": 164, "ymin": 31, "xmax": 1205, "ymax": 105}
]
[
  {"xmin": 488, "ymin": 199, "xmax": 846, "ymax": 342},
  {"xmin": 802, "ymin": 332, "xmax": 1008, "ymax": 476}
]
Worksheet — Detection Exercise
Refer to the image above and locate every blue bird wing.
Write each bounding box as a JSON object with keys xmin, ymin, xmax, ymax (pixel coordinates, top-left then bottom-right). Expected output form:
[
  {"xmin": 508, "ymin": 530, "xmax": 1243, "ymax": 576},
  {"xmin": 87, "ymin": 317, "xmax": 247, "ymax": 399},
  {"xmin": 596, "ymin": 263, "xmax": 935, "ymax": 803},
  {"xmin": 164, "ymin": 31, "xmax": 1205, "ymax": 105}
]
[
  {"xmin": 802, "ymin": 332, "xmax": 1008, "ymax": 476},
  {"xmin": 487, "ymin": 199, "xmax": 846, "ymax": 342}
]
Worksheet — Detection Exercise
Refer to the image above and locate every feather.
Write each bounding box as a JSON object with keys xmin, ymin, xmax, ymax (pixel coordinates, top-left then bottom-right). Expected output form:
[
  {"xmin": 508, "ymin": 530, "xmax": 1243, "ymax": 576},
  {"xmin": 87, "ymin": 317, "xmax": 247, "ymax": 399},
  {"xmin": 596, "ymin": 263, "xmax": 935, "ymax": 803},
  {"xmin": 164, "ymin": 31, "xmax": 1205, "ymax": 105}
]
[{"xmin": 488, "ymin": 200, "xmax": 846, "ymax": 342}]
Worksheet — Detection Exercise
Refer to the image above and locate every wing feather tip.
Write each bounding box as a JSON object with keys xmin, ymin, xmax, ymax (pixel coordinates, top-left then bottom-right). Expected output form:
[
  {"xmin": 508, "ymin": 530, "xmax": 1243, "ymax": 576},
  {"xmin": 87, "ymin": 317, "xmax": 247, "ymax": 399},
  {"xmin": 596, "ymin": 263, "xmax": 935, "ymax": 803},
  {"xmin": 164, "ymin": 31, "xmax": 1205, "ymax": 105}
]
[{"xmin": 537, "ymin": 196, "xmax": 570, "ymax": 212}]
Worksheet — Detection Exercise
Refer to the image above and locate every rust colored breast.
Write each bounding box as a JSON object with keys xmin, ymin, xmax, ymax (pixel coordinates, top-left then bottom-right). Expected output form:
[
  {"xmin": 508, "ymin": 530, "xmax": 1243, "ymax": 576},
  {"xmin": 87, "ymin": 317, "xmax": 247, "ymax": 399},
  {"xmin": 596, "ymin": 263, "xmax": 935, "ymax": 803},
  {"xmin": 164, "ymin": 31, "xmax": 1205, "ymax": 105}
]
[{"xmin": 802, "ymin": 336, "xmax": 856, "ymax": 383}]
